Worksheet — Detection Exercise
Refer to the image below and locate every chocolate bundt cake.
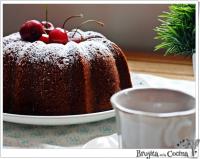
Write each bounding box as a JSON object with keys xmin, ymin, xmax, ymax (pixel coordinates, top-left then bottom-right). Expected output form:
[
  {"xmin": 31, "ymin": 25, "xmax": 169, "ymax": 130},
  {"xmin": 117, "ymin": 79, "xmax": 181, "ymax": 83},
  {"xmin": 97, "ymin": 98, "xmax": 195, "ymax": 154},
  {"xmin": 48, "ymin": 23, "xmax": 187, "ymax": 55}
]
[{"xmin": 3, "ymin": 29, "xmax": 132, "ymax": 115}]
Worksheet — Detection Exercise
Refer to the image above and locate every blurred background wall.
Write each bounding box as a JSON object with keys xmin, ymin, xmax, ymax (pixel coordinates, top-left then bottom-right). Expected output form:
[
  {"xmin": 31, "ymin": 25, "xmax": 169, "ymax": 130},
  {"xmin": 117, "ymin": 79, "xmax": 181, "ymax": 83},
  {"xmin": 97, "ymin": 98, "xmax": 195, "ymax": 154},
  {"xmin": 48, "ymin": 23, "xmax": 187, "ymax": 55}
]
[{"xmin": 3, "ymin": 4, "xmax": 169, "ymax": 53}]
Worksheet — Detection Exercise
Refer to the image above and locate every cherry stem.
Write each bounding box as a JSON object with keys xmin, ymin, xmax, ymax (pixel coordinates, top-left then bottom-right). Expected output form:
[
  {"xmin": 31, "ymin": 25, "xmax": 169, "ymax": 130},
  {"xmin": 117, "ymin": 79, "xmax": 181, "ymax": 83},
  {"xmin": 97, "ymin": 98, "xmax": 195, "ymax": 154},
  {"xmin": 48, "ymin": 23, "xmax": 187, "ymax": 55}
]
[
  {"xmin": 62, "ymin": 14, "xmax": 84, "ymax": 29},
  {"xmin": 45, "ymin": 4, "xmax": 48, "ymax": 28},
  {"xmin": 72, "ymin": 20, "xmax": 104, "ymax": 38}
]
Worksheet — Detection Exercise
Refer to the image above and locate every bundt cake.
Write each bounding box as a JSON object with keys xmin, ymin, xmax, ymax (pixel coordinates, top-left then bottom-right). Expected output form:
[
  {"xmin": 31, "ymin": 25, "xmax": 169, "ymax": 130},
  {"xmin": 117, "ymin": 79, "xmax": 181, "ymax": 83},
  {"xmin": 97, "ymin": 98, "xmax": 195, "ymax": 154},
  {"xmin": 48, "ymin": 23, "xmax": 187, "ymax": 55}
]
[{"xmin": 3, "ymin": 20, "xmax": 132, "ymax": 116}]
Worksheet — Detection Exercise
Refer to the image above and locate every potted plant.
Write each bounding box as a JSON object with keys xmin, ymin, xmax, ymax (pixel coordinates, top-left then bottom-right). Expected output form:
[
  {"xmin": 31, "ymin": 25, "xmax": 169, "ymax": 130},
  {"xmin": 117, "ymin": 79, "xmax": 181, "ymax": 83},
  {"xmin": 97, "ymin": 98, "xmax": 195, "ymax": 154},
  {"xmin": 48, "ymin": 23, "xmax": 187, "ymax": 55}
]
[{"xmin": 154, "ymin": 4, "xmax": 196, "ymax": 73}]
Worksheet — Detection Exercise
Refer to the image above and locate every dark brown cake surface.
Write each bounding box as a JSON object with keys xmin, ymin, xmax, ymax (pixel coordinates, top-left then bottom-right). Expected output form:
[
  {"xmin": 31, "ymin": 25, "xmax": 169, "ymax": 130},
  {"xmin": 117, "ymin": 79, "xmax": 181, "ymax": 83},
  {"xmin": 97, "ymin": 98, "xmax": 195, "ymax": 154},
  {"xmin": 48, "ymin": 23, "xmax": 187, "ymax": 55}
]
[{"xmin": 3, "ymin": 30, "xmax": 132, "ymax": 115}]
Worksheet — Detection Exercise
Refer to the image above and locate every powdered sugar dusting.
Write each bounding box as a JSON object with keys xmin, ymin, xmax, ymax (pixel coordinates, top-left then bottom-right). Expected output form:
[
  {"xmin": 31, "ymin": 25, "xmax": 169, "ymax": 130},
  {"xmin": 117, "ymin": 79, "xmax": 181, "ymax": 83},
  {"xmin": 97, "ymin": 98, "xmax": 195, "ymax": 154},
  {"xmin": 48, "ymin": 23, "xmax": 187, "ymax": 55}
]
[
  {"xmin": 79, "ymin": 40, "xmax": 113, "ymax": 61},
  {"xmin": 68, "ymin": 29, "xmax": 105, "ymax": 40},
  {"xmin": 3, "ymin": 30, "xmax": 119, "ymax": 69},
  {"xmin": 3, "ymin": 32, "xmax": 21, "ymax": 47}
]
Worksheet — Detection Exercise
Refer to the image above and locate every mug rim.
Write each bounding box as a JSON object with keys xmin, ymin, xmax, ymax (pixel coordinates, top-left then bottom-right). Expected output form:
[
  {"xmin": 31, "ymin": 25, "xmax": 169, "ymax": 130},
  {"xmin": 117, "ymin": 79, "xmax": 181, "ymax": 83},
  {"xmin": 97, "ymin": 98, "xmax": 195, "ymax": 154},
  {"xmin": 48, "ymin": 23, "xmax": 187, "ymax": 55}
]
[{"xmin": 110, "ymin": 88, "xmax": 195, "ymax": 118}]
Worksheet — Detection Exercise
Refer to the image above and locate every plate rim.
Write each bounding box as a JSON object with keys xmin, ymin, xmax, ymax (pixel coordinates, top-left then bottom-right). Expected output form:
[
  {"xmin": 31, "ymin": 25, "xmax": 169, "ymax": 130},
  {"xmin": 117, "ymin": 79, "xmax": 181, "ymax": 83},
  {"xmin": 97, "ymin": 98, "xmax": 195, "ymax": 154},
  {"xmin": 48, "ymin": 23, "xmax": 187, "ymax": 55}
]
[
  {"xmin": 3, "ymin": 109, "xmax": 115, "ymax": 126},
  {"xmin": 3, "ymin": 109, "xmax": 115, "ymax": 118}
]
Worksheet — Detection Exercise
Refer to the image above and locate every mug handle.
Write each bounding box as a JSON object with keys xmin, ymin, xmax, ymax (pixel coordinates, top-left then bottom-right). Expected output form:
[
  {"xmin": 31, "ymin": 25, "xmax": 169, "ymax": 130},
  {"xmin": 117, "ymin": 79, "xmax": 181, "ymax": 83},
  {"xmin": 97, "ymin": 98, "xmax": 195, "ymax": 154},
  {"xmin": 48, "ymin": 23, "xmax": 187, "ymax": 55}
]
[{"xmin": 164, "ymin": 119, "xmax": 193, "ymax": 147}]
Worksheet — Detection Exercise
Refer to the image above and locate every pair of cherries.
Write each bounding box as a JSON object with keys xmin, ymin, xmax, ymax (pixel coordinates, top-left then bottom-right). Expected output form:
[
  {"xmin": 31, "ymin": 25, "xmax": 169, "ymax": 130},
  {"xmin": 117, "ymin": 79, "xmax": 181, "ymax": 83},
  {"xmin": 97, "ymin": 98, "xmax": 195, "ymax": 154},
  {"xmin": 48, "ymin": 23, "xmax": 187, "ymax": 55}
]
[{"xmin": 20, "ymin": 20, "xmax": 70, "ymax": 44}]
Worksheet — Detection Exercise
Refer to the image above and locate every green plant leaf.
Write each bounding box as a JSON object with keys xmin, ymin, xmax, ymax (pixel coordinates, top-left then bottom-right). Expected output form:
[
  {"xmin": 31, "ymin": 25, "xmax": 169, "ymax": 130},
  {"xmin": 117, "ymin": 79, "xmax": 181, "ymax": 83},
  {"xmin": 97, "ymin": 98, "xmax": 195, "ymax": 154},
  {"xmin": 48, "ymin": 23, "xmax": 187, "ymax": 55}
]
[{"xmin": 154, "ymin": 4, "xmax": 195, "ymax": 56}]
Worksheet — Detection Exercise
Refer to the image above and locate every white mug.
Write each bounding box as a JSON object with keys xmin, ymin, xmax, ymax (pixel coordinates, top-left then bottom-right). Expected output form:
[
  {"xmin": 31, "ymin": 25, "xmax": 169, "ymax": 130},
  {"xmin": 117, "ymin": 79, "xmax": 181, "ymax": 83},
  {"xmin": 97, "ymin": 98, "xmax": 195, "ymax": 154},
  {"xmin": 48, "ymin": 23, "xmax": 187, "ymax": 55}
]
[{"xmin": 111, "ymin": 88, "xmax": 195, "ymax": 148}]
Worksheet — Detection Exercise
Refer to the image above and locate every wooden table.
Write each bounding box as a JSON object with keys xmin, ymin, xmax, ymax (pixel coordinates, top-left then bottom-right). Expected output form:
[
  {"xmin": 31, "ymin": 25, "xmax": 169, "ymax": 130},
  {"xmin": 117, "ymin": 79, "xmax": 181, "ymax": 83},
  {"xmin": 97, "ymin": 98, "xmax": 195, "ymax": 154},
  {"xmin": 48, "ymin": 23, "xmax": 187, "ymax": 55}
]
[{"xmin": 125, "ymin": 52, "xmax": 194, "ymax": 81}]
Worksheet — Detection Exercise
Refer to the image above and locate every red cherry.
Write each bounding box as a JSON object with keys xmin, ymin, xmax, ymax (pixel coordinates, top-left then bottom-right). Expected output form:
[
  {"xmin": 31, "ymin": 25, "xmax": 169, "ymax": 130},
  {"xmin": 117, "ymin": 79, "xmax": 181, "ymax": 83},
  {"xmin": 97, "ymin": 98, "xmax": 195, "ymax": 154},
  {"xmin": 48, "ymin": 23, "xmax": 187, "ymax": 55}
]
[
  {"xmin": 41, "ymin": 21, "xmax": 54, "ymax": 34},
  {"xmin": 49, "ymin": 28, "xmax": 68, "ymax": 44},
  {"xmin": 38, "ymin": 34, "xmax": 49, "ymax": 44},
  {"xmin": 19, "ymin": 20, "xmax": 45, "ymax": 42}
]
